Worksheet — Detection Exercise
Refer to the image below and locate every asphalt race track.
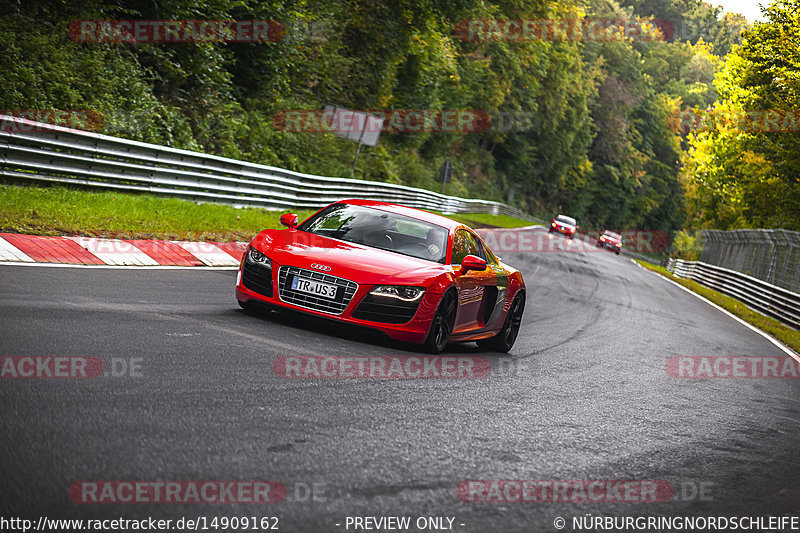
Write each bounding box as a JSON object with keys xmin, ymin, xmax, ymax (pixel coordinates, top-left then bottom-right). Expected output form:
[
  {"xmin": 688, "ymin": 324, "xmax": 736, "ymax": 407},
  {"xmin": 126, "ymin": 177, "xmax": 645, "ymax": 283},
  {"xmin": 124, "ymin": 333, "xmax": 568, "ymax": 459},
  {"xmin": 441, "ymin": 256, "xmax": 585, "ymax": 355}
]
[{"xmin": 2, "ymin": 230, "xmax": 799, "ymax": 532}]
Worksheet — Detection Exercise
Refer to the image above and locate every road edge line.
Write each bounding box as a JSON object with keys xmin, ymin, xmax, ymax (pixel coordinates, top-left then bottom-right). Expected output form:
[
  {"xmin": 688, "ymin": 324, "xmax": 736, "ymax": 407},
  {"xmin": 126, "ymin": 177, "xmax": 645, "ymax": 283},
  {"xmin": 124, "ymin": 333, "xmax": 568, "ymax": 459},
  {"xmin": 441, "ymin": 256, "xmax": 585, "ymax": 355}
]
[{"xmin": 630, "ymin": 258, "xmax": 800, "ymax": 362}]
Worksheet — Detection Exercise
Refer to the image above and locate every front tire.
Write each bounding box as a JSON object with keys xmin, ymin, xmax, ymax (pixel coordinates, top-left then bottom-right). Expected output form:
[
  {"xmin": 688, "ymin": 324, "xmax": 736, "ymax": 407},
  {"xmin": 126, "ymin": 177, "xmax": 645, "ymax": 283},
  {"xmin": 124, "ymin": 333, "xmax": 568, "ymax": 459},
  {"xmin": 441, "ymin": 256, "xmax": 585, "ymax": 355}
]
[
  {"xmin": 423, "ymin": 291, "xmax": 457, "ymax": 354},
  {"xmin": 476, "ymin": 293, "xmax": 525, "ymax": 353}
]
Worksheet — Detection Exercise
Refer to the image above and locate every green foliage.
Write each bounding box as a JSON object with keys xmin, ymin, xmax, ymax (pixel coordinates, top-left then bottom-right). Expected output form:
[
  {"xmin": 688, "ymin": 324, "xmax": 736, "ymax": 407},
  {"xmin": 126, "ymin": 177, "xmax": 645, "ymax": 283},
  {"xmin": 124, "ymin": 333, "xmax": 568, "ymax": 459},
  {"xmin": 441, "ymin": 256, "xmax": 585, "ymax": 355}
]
[
  {"xmin": 684, "ymin": 0, "xmax": 800, "ymax": 230},
  {"xmin": 0, "ymin": 0, "xmax": 770, "ymax": 240},
  {"xmin": 672, "ymin": 229, "xmax": 702, "ymax": 260}
]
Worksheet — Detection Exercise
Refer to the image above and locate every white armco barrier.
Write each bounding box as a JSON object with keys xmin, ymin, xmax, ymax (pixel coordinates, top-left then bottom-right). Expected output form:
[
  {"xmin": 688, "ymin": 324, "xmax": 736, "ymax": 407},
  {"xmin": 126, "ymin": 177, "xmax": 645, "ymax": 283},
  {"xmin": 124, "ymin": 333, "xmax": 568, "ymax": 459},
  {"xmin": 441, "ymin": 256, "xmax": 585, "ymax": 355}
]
[{"xmin": 0, "ymin": 114, "xmax": 539, "ymax": 221}]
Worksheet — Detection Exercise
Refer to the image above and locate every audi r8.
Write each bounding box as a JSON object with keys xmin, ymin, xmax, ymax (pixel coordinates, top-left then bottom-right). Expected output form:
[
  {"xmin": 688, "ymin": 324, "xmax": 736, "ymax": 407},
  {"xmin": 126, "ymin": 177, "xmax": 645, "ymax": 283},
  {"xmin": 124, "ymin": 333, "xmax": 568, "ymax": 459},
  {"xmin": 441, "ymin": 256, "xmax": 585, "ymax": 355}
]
[
  {"xmin": 549, "ymin": 214, "xmax": 578, "ymax": 239},
  {"xmin": 597, "ymin": 230, "xmax": 623, "ymax": 255},
  {"xmin": 235, "ymin": 200, "xmax": 526, "ymax": 353}
]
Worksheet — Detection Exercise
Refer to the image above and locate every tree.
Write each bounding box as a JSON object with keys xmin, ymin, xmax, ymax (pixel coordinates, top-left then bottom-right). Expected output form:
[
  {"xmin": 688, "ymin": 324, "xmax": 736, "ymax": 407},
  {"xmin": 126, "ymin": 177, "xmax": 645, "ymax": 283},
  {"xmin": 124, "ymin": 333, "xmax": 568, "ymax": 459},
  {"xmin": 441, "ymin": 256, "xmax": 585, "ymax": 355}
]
[{"xmin": 684, "ymin": 0, "xmax": 800, "ymax": 230}]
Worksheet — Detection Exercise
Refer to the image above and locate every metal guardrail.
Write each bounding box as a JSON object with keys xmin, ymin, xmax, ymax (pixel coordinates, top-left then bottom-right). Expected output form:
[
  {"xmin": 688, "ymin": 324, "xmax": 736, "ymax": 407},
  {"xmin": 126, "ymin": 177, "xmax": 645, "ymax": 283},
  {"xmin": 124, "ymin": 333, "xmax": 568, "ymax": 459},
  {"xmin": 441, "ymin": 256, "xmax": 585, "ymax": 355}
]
[
  {"xmin": 0, "ymin": 115, "xmax": 542, "ymax": 222},
  {"xmin": 667, "ymin": 258, "xmax": 800, "ymax": 329},
  {"xmin": 700, "ymin": 229, "xmax": 800, "ymax": 294}
]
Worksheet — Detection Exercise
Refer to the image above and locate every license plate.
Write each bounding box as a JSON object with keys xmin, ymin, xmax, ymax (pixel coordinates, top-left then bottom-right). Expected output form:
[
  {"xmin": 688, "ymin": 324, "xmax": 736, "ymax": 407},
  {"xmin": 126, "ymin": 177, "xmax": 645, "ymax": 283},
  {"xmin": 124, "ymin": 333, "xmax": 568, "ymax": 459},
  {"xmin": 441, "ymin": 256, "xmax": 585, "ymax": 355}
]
[{"xmin": 291, "ymin": 277, "xmax": 337, "ymax": 299}]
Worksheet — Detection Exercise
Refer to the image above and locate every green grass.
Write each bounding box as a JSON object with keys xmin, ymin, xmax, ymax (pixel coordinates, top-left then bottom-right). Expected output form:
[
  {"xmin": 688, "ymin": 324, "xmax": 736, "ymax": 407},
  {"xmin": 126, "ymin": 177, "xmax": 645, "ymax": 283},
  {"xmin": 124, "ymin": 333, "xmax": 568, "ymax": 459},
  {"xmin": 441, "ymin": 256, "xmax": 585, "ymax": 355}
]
[
  {"xmin": 634, "ymin": 259, "xmax": 800, "ymax": 354},
  {"xmin": 0, "ymin": 184, "xmax": 536, "ymax": 241},
  {"xmin": 0, "ymin": 184, "xmax": 318, "ymax": 241}
]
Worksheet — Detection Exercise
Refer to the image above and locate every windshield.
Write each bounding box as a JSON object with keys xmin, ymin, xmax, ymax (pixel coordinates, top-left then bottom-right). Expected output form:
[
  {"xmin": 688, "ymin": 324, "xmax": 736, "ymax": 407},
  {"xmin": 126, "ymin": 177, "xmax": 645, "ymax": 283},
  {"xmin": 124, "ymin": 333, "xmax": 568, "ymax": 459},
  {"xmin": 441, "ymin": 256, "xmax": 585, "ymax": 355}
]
[
  {"xmin": 603, "ymin": 231, "xmax": 622, "ymax": 240},
  {"xmin": 298, "ymin": 203, "xmax": 448, "ymax": 263},
  {"xmin": 556, "ymin": 215, "xmax": 576, "ymax": 226}
]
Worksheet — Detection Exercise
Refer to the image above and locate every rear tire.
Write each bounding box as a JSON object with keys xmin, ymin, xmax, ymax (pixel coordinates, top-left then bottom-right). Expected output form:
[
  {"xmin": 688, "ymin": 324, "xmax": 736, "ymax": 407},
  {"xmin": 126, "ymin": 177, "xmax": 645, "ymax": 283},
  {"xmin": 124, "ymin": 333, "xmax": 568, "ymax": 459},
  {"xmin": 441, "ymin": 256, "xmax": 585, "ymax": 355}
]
[
  {"xmin": 476, "ymin": 293, "xmax": 525, "ymax": 353},
  {"xmin": 423, "ymin": 291, "xmax": 457, "ymax": 354}
]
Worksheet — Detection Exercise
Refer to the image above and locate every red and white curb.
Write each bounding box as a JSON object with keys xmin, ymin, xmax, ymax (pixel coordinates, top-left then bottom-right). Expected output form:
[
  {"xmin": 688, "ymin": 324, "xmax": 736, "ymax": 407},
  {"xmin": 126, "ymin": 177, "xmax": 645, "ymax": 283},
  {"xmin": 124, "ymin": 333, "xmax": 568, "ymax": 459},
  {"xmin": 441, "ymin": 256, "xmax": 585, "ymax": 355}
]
[{"xmin": 0, "ymin": 233, "xmax": 246, "ymax": 267}]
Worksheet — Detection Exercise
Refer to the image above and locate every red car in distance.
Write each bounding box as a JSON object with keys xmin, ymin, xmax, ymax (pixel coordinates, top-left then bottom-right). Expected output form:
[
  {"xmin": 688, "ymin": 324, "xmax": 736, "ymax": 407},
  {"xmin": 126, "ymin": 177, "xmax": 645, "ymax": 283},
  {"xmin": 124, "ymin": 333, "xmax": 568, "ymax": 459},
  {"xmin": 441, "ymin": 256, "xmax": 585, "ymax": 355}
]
[
  {"xmin": 549, "ymin": 214, "xmax": 578, "ymax": 239},
  {"xmin": 597, "ymin": 230, "xmax": 623, "ymax": 255},
  {"xmin": 236, "ymin": 200, "xmax": 527, "ymax": 353}
]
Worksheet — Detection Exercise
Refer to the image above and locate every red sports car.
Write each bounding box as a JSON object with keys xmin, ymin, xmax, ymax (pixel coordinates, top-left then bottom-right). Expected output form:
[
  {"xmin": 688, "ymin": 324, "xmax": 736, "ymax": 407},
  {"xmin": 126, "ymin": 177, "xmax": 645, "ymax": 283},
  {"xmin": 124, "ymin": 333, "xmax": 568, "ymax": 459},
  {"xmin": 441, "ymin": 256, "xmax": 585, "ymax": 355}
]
[
  {"xmin": 235, "ymin": 200, "xmax": 526, "ymax": 353},
  {"xmin": 597, "ymin": 230, "xmax": 623, "ymax": 255},
  {"xmin": 549, "ymin": 214, "xmax": 578, "ymax": 239}
]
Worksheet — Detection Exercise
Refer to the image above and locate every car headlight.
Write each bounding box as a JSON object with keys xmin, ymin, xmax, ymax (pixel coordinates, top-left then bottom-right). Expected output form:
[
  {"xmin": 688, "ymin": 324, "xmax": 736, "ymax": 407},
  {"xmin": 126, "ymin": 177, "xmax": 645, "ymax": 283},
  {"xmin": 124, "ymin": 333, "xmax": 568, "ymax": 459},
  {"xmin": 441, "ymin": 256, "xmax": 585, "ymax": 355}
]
[
  {"xmin": 370, "ymin": 285, "xmax": 425, "ymax": 302},
  {"xmin": 246, "ymin": 247, "xmax": 271, "ymax": 267},
  {"xmin": 616, "ymin": 242, "xmax": 622, "ymax": 247},
  {"xmin": 600, "ymin": 236, "xmax": 606, "ymax": 241}
]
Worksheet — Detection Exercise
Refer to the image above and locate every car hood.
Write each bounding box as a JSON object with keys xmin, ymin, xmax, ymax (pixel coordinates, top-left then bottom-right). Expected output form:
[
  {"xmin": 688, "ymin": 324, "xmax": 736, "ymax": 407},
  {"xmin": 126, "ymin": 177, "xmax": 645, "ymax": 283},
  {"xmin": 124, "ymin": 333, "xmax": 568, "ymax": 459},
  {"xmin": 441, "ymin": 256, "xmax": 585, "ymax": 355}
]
[{"xmin": 250, "ymin": 229, "xmax": 449, "ymax": 284}]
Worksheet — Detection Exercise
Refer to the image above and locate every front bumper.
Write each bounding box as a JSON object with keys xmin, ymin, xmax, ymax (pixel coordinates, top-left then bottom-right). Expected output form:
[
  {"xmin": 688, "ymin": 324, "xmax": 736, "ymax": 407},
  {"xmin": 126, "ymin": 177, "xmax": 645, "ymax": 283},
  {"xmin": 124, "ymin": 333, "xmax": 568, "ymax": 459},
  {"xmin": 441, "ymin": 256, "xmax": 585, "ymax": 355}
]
[
  {"xmin": 236, "ymin": 261, "xmax": 438, "ymax": 344},
  {"xmin": 550, "ymin": 225, "xmax": 575, "ymax": 237},
  {"xmin": 598, "ymin": 241, "xmax": 622, "ymax": 252}
]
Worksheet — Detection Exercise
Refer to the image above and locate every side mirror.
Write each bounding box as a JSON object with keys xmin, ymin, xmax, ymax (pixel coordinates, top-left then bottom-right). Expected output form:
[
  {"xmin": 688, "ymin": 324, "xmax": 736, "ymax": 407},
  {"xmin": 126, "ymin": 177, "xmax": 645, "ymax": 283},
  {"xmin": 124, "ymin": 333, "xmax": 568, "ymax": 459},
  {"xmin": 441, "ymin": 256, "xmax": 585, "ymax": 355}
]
[
  {"xmin": 280, "ymin": 213, "xmax": 298, "ymax": 229},
  {"xmin": 458, "ymin": 254, "xmax": 487, "ymax": 275}
]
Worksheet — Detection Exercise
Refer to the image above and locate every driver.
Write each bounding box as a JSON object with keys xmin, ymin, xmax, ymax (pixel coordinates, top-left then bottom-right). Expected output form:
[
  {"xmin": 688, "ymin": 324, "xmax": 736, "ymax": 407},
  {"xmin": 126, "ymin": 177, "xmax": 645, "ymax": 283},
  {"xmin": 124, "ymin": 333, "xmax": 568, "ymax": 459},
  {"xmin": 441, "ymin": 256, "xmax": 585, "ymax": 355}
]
[
  {"xmin": 425, "ymin": 227, "xmax": 444, "ymax": 260},
  {"xmin": 345, "ymin": 212, "xmax": 396, "ymax": 248}
]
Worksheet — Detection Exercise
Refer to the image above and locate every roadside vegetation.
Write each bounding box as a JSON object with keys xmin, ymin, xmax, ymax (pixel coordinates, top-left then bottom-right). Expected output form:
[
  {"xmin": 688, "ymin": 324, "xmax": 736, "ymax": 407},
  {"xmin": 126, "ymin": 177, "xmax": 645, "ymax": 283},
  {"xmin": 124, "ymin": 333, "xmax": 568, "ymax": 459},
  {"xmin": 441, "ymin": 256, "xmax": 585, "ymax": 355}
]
[
  {"xmin": 635, "ymin": 260, "xmax": 800, "ymax": 354},
  {"xmin": 0, "ymin": 0, "xmax": 763, "ymax": 239},
  {"xmin": 0, "ymin": 184, "xmax": 533, "ymax": 240}
]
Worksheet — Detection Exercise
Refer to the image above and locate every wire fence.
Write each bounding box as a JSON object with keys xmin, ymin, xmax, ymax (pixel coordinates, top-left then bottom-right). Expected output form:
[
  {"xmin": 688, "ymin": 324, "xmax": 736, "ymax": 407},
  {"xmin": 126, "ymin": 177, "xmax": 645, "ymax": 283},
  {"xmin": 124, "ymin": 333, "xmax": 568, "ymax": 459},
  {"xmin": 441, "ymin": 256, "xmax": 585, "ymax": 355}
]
[{"xmin": 700, "ymin": 229, "xmax": 800, "ymax": 294}]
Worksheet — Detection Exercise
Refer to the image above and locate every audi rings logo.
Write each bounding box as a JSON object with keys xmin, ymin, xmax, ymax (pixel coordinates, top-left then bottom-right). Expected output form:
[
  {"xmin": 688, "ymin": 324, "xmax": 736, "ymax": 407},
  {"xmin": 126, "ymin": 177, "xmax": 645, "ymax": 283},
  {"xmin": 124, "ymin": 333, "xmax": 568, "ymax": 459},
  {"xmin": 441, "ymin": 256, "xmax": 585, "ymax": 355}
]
[{"xmin": 310, "ymin": 263, "xmax": 332, "ymax": 272}]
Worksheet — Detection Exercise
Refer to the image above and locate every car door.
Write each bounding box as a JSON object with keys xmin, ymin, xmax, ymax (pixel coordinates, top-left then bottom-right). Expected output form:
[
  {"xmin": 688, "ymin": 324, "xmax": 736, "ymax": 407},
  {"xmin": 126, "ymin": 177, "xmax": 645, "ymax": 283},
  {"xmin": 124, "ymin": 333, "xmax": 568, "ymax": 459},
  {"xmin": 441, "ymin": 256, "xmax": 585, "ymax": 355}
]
[
  {"xmin": 477, "ymin": 239, "xmax": 510, "ymax": 330},
  {"xmin": 451, "ymin": 228, "xmax": 497, "ymax": 333}
]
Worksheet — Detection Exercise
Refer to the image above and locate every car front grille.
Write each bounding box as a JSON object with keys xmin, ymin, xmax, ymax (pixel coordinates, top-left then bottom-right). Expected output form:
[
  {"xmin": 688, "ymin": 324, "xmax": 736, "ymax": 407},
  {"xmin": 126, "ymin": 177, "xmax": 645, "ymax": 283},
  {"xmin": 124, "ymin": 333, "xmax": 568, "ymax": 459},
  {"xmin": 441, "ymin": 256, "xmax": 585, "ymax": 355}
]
[
  {"xmin": 352, "ymin": 294, "xmax": 422, "ymax": 324},
  {"xmin": 277, "ymin": 266, "xmax": 358, "ymax": 315},
  {"xmin": 242, "ymin": 261, "xmax": 273, "ymax": 297}
]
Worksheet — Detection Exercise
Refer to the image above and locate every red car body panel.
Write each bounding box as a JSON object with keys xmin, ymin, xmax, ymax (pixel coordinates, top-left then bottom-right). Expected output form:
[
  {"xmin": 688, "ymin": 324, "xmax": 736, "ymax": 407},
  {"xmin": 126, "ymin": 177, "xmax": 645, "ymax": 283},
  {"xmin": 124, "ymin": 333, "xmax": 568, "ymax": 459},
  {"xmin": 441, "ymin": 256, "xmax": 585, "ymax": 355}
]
[
  {"xmin": 235, "ymin": 200, "xmax": 526, "ymax": 345},
  {"xmin": 549, "ymin": 216, "xmax": 577, "ymax": 237},
  {"xmin": 597, "ymin": 231, "xmax": 623, "ymax": 253}
]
